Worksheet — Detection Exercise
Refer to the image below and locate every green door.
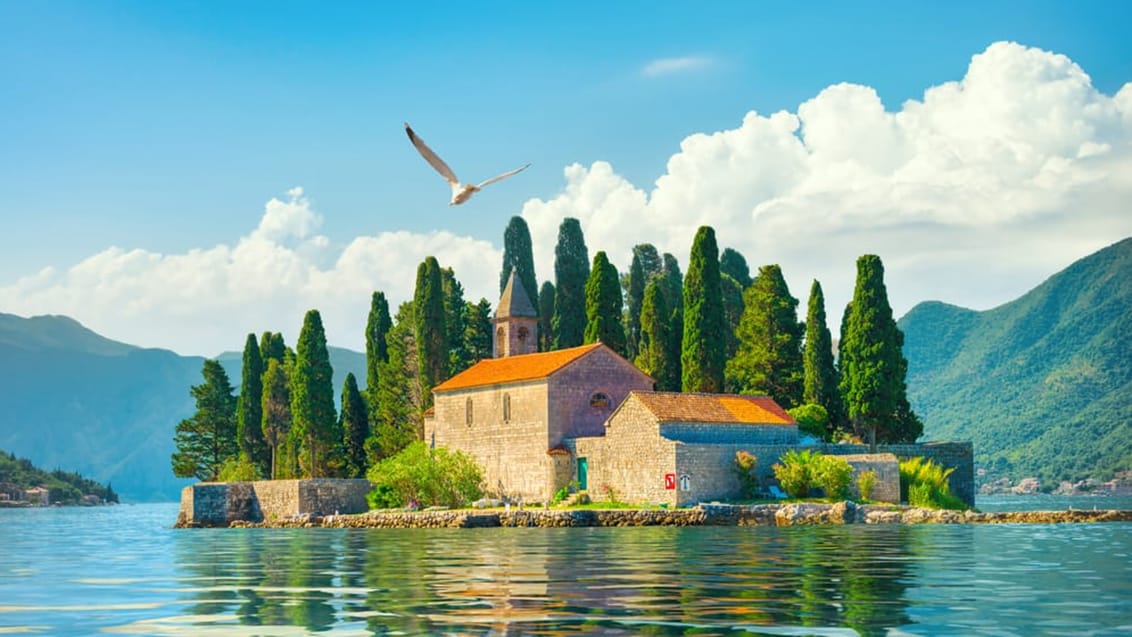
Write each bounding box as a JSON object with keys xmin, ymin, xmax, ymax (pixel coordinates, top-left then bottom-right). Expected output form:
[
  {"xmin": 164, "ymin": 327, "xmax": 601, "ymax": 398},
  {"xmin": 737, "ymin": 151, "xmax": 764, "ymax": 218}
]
[{"xmin": 577, "ymin": 457, "xmax": 588, "ymax": 491}]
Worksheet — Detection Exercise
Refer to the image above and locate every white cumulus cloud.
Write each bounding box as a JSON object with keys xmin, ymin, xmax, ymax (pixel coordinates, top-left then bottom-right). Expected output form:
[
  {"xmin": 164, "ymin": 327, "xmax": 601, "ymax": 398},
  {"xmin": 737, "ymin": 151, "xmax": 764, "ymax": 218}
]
[{"xmin": 523, "ymin": 41, "xmax": 1132, "ymax": 334}]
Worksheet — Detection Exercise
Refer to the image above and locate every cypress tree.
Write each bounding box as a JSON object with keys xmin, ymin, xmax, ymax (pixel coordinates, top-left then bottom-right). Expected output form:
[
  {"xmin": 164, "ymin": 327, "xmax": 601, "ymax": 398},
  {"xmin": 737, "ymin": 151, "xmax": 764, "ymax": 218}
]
[
  {"xmin": 552, "ymin": 217, "xmax": 590, "ymax": 349},
  {"xmin": 259, "ymin": 331, "xmax": 285, "ymax": 365},
  {"xmin": 721, "ymin": 273, "xmax": 745, "ymax": 366},
  {"xmin": 583, "ymin": 251, "xmax": 627, "ymax": 355},
  {"xmin": 725, "ymin": 264, "xmax": 804, "ymax": 407},
  {"xmin": 682, "ymin": 226, "xmax": 726, "ymax": 393},
  {"xmin": 371, "ymin": 302, "xmax": 421, "ymax": 460},
  {"xmin": 172, "ymin": 359, "xmax": 238, "ymax": 481},
  {"xmin": 625, "ymin": 252, "xmax": 645, "ymax": 361},
  {"xmin": 720, "ymin": 247, "xmax": 752, "ymax": 288},
  {"xmin": 660, "ymin": 253, "xmax": 684, "ymax": 389},
  {"xmin": 290, "ymin": 309, "xmax": 338, "ymax": 477},
  {"xmin": 442, "ymin": 267, "xmax": 472, "ymax": 375},
  {"xmin": 537, "ymin": 281, "xmax": 555, "ymax": 352},
  {"xmin": 364, "ymin": 291, "xmax": 392, "ymax": 422},
  {"xmin": 803, "ymin": 280, "xmax": 845, "ymax": 437},
  {"xmin": 500, "ymin": 216, "xmax": 539, "ymax": 310},
  {"xmin": 464, "ymin": 298, "xmax": 494, "ymax": 363},
  {"xmin": 636, "ymin": 279, "xmax": 678, "ymax": 391},
  {"xmin": 260, "ymin": 357, "xmax": 291, "ymax": 479},
  {"xmin": 414, "ymin": 257, "xmax": 448, "ymax": 409},
  {"xmin": 236, "ymin": 333, "xmax": 268, "ymax": 477},
  {"xmin": 838, "ymin": 255, "xmax": 921, "ymax": 448},
  {"xmin": 339, "ymin": 372, "xmax": 369, "ymax": 479}
]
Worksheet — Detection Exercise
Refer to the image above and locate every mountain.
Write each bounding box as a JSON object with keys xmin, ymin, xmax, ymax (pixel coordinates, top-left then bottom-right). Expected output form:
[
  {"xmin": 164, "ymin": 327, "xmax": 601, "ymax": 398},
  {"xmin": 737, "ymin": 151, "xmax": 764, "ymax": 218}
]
[
  {"xmin": 215, "ymin": 347, "xmax": 367, "ymax": 394},
  {"xmin": 0, "ymin": 313, "xmax": 368, "ymax": 502},
  {"xmin": 900, "ymin": 237, "xmax": 1132, "ymax": 488}
]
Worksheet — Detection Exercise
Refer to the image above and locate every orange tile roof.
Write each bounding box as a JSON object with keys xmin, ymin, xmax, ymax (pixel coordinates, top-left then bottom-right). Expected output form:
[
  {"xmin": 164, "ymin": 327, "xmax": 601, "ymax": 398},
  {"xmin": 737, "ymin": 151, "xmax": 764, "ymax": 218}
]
[
  {"xmin": 433, "ymin": 343, "xmax": 604, "ymax": 392},
  {"xmin": 630, "ymin": 391, "xmax": 796, "ymax": 425}
]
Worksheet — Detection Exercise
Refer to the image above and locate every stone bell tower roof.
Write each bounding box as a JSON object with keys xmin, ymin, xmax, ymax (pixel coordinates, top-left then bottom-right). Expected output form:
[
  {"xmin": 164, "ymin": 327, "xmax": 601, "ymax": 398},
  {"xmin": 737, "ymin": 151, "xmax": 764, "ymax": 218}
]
[{"xmin": 496, "ymin": 270, "xmax": 538, "ymax": 319}]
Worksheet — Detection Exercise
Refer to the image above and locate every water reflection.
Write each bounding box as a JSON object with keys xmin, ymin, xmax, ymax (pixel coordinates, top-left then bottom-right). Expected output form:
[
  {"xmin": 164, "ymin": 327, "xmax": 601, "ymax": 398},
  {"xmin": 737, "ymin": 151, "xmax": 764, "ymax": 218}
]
[{"xmin": 169, "ymin": 524, "xmax": 943, "ymax": 635}]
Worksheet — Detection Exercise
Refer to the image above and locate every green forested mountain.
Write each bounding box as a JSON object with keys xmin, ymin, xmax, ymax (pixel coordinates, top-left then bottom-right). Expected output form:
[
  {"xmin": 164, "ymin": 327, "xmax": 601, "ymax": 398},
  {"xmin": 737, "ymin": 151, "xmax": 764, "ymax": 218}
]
[
  {"xmin": 900, "ymin": 237, "xmax": 1132, "ymax": 488},
  {"xmin": 0, "ymin": 449, "xmax": 118, "ymax": 504},
  {"xmin": 0, "ymin": 313, "xmax": 366, "ymax": 502}
]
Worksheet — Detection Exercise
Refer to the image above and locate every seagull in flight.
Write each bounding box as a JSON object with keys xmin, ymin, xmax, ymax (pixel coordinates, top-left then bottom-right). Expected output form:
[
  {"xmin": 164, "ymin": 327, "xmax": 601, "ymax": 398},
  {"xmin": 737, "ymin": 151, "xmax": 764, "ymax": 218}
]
[{"xmin": 405, "ymin": 122, "xmax": 530, "ymax": 205}]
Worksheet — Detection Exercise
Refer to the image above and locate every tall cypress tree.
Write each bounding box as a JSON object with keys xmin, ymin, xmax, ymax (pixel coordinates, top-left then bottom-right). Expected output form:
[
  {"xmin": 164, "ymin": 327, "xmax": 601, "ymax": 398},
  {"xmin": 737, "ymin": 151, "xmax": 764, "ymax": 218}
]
[
  {"xmin": 552, "ymin": 217, "xmax": 590, "ymax": 349},
  {"xmin": 260, "ymin": 357, "xmax": 291, "ymax": 479},
  {"xmin": 721, "ymin": 273, "xmax": 745, "ymax": 366},
  {"xmin": 720, "ymin": 247, "xmax": 753, "ymax": 288},
  {"xmin": 172, "ymin": 359, "xmax": 238, "ymax": 481},
  {"xmin": 636, "ymin": 279, "xmax": 677, "ymax": 391},
  {"xmin": 838, "ymin": 255, "xmax": 921, "ymax": 448},
  {"xmin": 259, "ymin": 331, "xmax": 286, "ymax": 365},
  {"xmin": 339, "ymin": 372, "xmax": 369, "ymax": 479},
  {"xmin": 290, "ymin": 309, "xmax": 338, "ymax": 477},
  {"xmin": 414, "ymin": 257, "xmax": 447, "ymax": 410},
  {"xmin": 441, "ymin": 267, "xmax": 471, "ymax": 375},
  {"xmin": 537, "ymin": 281, "xmax": 555, "ymax": 352},
  {"xmin": 625, "ymin": 244, "xmax": 664, "ymax": 362},
  {"xmin": 464, "ymin": 298, "xmax": 494, "ymax": 363},
  {"xmin": 682, "ymin": 226, "xmax": 726, "ymax": 393},
  {"xmin": 725, "ymin": 264, "xmax": 804, "ymax": 407},
  {"xmin": 500, "ymin": 216, "xmax": 539, "ymax": 310},
  {"xmin": 364, "ymin": 291, "xmax": 392, "ymax": 423},
  {"xmin": 583, "ymin": 251, "xmax": 626, "ymax": 355},
  {"xmin": 236, "ymin": 333, "xmax": 268, "ymax": 476},
  {"xmin": 371, "ymin": 302, "xmax": 421, "ymax": 460},
  {"xmin": 803, "ymin": 280, "xmax": 844, "ymax": 437},
  {"xmin": 661, "ymin": 253, "xmax": 684, "ymax": 388}
]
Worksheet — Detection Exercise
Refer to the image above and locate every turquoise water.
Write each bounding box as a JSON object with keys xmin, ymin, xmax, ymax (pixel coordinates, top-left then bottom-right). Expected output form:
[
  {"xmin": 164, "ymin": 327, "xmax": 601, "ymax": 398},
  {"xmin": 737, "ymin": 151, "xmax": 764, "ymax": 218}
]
[{"xmin": 1, "ymin": 501, "xmax": 1130, "ymax": 636}]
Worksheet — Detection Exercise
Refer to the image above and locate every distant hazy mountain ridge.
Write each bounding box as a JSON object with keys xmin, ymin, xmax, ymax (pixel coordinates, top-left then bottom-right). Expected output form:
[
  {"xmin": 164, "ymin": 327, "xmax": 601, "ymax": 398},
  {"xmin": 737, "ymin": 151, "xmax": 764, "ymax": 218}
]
[{"xmin": 901, "ymin": 237, "xmax": 1132, "ymax": 488}]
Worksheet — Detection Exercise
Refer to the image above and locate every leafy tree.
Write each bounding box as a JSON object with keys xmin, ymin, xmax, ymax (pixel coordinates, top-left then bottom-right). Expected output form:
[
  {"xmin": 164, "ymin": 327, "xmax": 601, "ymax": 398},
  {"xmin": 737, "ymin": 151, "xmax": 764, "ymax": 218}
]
[
  {"xmin": 803, "ymin": 280, "xmax": 845, "ymax": 436},
  {"xmin": 720, "ymin": 247, "xmax": 752, "ymax": 288},
  {"xmin": 290, "ymin": 309, "xmax": 339, "ymax": 477},
  {"xmin": 552, "ymin": 217, "xmax": 590, "ymax": 349},
  {"xmin": 260, "ymin": 357, "xmax": 292, "ymax": 479},
  {"xmin": 414, "ymin": 257, "xmax": 448, "ymax": 409},
  {"xmin": 682, "ymin": 226, "xmax": 726, "ymax": 393},
  {"xmin": 788, "ymin": 403, "xmax": 830, "ymax": 440},
  {"xmin": 500, "ymin": 215, "xmax": 539, "ymax": 310},
  {"xmin": 236, "ymin": 333, "xmax": 269, "ymax": 476},
  {"xmin": 635, "ymin": 279, "xmax": 678, "ymax": 390},
  {"xmin": 339, "ymin": 372, "xmax": 369, "ymax": 479},
  {"xmin": 464, "ymin": 298, "xmax": 494, "ymax": 363},
  {"xmin": 721, "ymin": 273, "xmax": 745, "ymax": 365},
  {"xmin": 583, "ymin": 251, "xmax": 627, "ymax": 354},
  {"xmin": 441, "ymin": 267, "xmax": 471, "ymax": 374},
  {"xmin": 364, "ymin": 291, "xmax": 392, "ymax": 423},
  {"xmin": 172, "ymin": 359, "xmax": 238, "ymax": 481},
  {"xmin": 537, "ymin": 281, "xmax": 555, "ymax": 351},
  {"xmin": 369, "ymin": 302, "xmax": 421, "ymax": 462},
  {"xmin": 365, "ymin": 441, "xmax": 484, "ymax": 509},
  {"xmin": 725, "ymin": 264, "xmax": 804, "ymax": 407},
  {"xmin": 838, "ymin": 255, "xmax": 922, "ymax": 448}
]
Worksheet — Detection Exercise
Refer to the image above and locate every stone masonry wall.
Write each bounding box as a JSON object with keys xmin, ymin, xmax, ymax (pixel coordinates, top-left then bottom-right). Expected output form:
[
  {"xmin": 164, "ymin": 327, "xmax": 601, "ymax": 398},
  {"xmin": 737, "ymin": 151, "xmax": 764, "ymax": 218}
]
[
  {"xmin": 818, "ymin": 442, "xmax": 974, "ymax": 507},
  {"xmin": 575, "ymin": 397, "xmax": 678, "ymax": 506},
  {"xmin": 429, "ymin": 381, "xmax": 553, "ymax": 500},
  {"xmin": 547, "ymin": 349, "xmax": 654, "ymax": 442},
  {"xmin": 175, "ymin": 479, "xmax": 371, "ymax": 527},
  {"xmin": 660, "ymin": 422, "xmax": 798, "ymax": 445}
]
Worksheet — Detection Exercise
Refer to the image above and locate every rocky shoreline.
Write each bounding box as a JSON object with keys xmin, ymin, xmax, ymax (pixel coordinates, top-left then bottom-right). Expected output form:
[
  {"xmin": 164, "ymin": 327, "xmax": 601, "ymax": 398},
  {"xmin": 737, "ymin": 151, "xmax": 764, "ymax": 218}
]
[{"xmin": 211, "ymin": 501, "xmax": 1132, "ymax": 529}]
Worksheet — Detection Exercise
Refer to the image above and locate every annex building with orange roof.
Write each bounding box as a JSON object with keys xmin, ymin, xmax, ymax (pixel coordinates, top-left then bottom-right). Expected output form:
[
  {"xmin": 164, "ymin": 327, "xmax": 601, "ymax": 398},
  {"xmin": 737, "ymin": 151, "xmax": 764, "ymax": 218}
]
[{"xmin": 423, "ymin": 271, "xmax": 827, "ymax": 507}]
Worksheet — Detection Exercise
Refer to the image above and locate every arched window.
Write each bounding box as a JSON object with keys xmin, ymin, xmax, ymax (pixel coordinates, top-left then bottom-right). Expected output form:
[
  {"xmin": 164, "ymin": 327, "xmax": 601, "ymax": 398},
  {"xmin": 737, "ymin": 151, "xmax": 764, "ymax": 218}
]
[
  {"xmin": 502, "ymin": 393, "xmax": 512, "ymax": 422},
  {"xmin": 590, "ymin": 392, "xmax": 611, "ymax": 411},
  {"xmin": 517, "ymin": 326, "xmax": 529, "ymax": 342},
  {"xmin": 465, "ymin": 397, "xmax": 473, "ymax": 425}
]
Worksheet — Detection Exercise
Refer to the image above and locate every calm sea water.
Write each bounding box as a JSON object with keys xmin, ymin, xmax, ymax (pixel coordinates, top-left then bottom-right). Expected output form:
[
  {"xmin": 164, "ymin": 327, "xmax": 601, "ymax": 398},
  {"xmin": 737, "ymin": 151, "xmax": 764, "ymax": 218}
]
[{"xmin": 1, "ymin": 498, "xmax": 1130, "ymax": 636}]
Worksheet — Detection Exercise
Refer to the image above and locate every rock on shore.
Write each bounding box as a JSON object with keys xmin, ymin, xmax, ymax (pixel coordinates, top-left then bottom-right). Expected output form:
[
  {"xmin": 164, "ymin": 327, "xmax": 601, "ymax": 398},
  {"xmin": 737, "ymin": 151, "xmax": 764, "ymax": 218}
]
[{"xmin": 216, "ymin": 502, "xmax": 1132, "ymax": 529}]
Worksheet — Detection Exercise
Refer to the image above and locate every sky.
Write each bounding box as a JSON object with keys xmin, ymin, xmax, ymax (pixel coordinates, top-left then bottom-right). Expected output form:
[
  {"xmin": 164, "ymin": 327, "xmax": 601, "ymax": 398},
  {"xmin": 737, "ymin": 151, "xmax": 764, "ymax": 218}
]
[{"xmin": 1, "ymin": 1, "xmax": 1130, "ymax": 357}]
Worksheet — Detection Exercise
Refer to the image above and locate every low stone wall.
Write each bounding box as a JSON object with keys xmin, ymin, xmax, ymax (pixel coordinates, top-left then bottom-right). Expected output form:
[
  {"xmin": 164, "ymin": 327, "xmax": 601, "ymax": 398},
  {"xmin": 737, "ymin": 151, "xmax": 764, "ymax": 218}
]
[
  {"xmin": 819, "ymin": 442, "xmax": 975, "ymax": 507},
  {"xmin": 175, "ymin": 479, "xmax": 371, "ymax": 528},
  {"xmin": 225, "ymin": 502, "xmax": 1132, "ymax": 529}
]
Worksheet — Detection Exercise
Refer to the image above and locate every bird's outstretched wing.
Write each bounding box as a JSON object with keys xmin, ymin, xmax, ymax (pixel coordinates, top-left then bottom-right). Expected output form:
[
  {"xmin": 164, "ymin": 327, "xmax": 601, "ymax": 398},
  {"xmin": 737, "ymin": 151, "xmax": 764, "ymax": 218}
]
[
  {"xmin": 405, "ymin": 123, "xmax": 460, "ymax": 186},
  {"xmin": 476, "ymin": 163, "xmax": 531, "ymax": 189}
]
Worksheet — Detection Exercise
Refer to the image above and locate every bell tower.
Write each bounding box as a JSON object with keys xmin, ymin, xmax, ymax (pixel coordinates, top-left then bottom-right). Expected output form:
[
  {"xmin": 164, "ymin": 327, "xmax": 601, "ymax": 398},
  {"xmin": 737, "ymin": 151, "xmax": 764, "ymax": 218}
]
[{"xmin": 493, "ymin": 270, "xmax": 538, "ymax": 358}]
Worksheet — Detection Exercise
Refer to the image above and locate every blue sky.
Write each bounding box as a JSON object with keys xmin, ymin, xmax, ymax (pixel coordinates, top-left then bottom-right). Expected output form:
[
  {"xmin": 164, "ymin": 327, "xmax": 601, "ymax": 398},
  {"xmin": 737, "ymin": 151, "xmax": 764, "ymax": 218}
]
[{"xmin": 2, "ymin": 1, "xmax": 1130, "ymax": 355}]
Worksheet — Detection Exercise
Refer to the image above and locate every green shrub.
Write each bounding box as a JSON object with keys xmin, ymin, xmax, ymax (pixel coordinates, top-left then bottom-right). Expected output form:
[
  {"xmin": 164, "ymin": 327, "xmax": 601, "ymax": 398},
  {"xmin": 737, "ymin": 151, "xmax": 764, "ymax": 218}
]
[
  {"xmin": 365, "ymin": 441, "xmax": 484, "ymax": 509},
  {"xmin": 856, "ymin": 469, "xmax": 877, "ymax": 501},
  {"xmin": 812, "ymin": 454, "xmax": 853, "ymax": 500},
  {"xmin": 773, "ymin": 449, "xmax": 817, "ymax": 498},
  {"xmin": 900, "ymin": 457, "xmax": 966, "ymax": 510},
  {"xmin": 217, "ymin": 455, "xmax": 260, "ymax": 482},
  {"xmin": 787, "ymin": 403, "xmax": 830, "ymax": 440},
  {"xmin": 733, "ymin": 450, "xmax": 759, "ymax": 500}
]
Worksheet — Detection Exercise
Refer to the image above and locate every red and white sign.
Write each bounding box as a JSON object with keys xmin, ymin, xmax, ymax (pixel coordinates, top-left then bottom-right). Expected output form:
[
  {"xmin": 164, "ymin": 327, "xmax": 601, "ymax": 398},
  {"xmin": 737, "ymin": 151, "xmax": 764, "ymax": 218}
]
[{"xmin": 664, "ymin": 473, "xmax": 676, "ymax": 490}]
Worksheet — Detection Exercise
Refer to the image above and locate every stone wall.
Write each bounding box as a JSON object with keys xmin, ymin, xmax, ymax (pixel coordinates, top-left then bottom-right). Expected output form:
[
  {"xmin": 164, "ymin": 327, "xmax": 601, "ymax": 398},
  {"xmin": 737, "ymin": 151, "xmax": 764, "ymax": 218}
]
[
  {"xmin": 576, "ymin": 397, "xmax": 678, "ymax": 506},
  {"xmin": 175, "ymin": 479, "xmax": 371, "ymax": 527},
  {"xmin": 836, "ymin": 454, "xmax": 900, "ymax": 503},
  {"xmin": 660, "ymin": 422, "xmax": 798, "ymax": 445},
  {"xmin": 817, "ymin": 442, "xmax": 974, "ymax": 507},
  {"xmin": 547, "ymin": 348, "xmax": 653, "ymax": 441}
]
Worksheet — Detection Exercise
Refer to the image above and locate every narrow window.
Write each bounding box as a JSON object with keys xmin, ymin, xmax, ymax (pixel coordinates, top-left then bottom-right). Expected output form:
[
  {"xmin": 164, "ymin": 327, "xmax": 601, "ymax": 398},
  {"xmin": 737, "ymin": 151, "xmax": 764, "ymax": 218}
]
[
  {"xmin": 465, "ymin": 397, "xmax": 473, "ymax": 425},
  {"xmin": 590, "ymin": 392, "xmax": 610, "ymax": 410},
  {"xmin": 502, "ymin": 393, "xmax": 511, "ymax": 422}
]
